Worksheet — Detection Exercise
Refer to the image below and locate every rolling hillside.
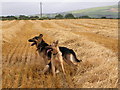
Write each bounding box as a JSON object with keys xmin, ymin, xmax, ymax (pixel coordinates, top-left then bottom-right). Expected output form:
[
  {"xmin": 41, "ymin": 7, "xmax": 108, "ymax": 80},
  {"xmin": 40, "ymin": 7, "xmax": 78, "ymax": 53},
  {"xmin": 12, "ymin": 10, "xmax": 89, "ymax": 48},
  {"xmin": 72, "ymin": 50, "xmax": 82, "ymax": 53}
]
[
  {"xmin": 68, "ymin": 5, "xmax": 118, "ymax": 18},
  {"xmin": 38, "ymin": 5, "xmax": 118, "ymax": 18}
]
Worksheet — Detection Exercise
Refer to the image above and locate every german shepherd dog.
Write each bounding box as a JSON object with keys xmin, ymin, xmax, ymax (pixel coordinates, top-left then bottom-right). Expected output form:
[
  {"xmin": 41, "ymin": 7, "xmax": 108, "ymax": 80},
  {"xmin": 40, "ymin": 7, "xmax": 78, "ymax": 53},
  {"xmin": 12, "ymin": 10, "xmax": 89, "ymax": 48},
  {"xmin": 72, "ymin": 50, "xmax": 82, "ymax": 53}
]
[
  {"xmin": 47, "ymin": 40, "xmax": 65, "ymax": 77},
  {"xmin": 28, "ymin": 34, "xmax": 82, "ymax": 73},
  {"xmin": 28, "ymin": 34, "xmax": 52, "ymax": 65}
]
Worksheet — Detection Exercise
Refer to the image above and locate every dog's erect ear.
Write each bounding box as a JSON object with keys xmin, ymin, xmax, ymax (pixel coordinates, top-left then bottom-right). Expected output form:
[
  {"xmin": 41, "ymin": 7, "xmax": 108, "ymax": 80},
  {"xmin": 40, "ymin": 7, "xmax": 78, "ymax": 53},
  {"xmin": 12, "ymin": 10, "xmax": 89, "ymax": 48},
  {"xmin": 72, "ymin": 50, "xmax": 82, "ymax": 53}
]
[
  {"xmin": 39, "ymin": 34, "xmax": 43, "ymax": 37},
  {"xmin": 55, "ymin": 40, "xmax": 59, "ymax": 45},
  {"xmin": 52, "ymin": 40, "xmax": 59, "ymax": 47}
]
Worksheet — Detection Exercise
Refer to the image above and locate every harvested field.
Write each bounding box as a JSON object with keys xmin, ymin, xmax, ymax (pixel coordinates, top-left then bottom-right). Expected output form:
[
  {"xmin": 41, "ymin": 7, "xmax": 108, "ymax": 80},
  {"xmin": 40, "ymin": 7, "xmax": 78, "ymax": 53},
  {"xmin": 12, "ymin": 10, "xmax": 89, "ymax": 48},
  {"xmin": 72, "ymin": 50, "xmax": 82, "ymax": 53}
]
[{"xmin": 1, "ymin": 19, "xmax": 118, "ymax": 88}]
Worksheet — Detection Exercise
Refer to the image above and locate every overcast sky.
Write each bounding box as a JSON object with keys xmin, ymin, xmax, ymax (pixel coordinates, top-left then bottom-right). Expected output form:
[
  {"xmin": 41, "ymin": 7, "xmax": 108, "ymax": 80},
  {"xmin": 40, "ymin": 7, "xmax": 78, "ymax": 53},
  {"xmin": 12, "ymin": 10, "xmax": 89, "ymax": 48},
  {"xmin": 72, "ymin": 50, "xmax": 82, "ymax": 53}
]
[{"xmin": 0, "ymin": 1, "xmax": 118, "ymax": 16}]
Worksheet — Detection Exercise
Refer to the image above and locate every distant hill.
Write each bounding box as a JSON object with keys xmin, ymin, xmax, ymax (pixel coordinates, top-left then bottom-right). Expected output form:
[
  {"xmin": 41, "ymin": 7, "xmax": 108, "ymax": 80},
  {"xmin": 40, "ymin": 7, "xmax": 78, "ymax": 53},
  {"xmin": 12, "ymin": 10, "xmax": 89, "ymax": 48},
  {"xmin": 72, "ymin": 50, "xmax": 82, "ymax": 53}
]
[
  {"xmin": 67, "ymin": 5, "xmax": 118, "ymax": 18},
  {"xmin": 35, "ymin": 5, "xmax": 118, "ymax": 18}
]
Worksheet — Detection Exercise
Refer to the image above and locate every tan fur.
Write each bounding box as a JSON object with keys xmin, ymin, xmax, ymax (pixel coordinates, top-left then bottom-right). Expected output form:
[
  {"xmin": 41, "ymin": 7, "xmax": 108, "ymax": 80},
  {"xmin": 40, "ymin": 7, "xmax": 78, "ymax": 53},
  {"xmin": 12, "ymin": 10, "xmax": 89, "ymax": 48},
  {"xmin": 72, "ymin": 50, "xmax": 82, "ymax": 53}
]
[{"xmin": 51, "ymin": 40, "xmax": 65, "ymax": 77}]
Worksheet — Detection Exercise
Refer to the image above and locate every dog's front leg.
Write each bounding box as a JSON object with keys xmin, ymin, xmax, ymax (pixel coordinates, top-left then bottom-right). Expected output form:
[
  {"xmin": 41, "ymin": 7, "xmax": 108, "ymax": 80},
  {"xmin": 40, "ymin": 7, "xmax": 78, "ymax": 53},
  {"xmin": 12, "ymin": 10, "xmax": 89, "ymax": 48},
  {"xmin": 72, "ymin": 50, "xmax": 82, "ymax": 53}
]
[
  {"xmin": 60, "ymin": 56, "xmax": 65, "ymax": 75},
  {"xmin": 61, "ymin": 62, "xmax": 65, "ymax": 75},
  {"xmin": 51, "ymin": 58, "xmax": 56, "ymax": 77},
  {"xmin": 43, "ymin": 65, "xmax": 50, "ymax": 74}
]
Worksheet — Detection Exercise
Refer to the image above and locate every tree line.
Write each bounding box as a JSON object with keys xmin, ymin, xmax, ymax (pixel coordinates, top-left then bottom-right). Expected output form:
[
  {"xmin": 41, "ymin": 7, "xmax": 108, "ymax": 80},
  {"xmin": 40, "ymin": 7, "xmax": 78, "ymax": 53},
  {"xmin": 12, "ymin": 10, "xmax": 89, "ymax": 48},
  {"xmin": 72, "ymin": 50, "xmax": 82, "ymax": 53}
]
[{"xmin": 0, "ymin": 14, "xmax": 117, "ymax": 20}]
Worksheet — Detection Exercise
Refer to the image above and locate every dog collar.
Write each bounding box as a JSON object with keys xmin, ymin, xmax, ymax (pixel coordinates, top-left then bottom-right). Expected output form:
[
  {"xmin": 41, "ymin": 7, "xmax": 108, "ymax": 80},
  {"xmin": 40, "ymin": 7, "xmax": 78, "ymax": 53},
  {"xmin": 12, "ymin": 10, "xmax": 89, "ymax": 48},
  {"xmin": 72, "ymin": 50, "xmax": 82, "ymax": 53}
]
[{"xmin": 53, "ymin": 52, "xmax": 58, "ymax": 55}]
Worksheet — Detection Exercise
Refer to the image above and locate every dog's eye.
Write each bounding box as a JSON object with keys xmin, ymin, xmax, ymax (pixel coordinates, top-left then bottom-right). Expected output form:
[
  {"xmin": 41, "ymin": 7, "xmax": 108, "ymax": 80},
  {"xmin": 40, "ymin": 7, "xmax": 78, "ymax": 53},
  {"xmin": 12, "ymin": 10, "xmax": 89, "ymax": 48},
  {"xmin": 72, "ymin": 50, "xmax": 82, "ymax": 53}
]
[{"xmin": 35, "ymin": 37, "xmax": 38, "ymax": 40}]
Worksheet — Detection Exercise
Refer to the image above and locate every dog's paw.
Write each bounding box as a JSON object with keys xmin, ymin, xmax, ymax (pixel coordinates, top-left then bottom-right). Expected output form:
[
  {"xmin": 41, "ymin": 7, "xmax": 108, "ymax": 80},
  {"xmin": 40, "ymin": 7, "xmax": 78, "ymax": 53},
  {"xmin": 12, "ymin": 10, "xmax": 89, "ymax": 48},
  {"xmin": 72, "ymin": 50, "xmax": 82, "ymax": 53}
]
[
  {"xmin": 38, "ymin": 71, "xmax": 44, "ymax": 75},
  {"xmin": 56, "ymin": 70, "xmax": 60, "ymax": 74},
  {"xmin": 43, "ymin": 65, "xmax": 50, "ymax": 73}
]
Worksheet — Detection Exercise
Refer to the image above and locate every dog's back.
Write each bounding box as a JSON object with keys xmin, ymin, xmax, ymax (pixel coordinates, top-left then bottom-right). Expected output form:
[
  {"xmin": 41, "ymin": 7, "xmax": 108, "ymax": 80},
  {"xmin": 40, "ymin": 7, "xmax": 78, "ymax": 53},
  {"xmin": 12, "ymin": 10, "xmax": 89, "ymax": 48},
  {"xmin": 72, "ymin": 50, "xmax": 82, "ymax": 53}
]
[{"xmin": 59, "ymin": 47, "xmax": 81, "ymax": 66}]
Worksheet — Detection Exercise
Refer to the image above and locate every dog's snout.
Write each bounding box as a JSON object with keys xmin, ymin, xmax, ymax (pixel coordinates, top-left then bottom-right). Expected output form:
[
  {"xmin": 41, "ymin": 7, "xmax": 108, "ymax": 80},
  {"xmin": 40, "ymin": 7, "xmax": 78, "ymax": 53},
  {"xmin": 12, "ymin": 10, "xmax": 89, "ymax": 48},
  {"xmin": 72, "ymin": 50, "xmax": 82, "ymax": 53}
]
[{"xmin": 28, "ymin": 39, "xmax": 34, "ymax": 42}]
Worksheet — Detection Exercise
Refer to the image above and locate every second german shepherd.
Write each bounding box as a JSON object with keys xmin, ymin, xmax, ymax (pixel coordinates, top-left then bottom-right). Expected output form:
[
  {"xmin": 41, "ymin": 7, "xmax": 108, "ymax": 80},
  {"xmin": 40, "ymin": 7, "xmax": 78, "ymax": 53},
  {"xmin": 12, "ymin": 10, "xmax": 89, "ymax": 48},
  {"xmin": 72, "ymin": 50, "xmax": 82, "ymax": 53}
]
[{"xmin": 48, "ymin": 40, "xmax": 65, "ymax": 77}]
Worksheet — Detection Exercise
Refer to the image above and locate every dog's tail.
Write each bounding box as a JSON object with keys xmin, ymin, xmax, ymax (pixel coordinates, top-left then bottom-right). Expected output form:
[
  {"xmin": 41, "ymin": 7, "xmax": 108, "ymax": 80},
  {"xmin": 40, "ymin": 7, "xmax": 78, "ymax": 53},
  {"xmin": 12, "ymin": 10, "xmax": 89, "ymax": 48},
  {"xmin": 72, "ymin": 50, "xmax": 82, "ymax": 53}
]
[{"xmin": 69, "ymin": 49, "xmax": 82, "ymax": 62}]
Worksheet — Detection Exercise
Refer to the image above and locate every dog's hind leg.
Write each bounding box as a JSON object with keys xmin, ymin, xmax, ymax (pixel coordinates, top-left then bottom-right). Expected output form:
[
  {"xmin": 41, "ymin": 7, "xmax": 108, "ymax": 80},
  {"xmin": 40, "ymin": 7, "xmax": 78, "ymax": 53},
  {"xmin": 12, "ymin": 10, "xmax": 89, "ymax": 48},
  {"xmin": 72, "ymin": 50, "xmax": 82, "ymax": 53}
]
[
  {"xmin": 64, "ymin": 54, "xmax": 77, "ymax": 67},
  {"xmin": 64, "ymin": 58, "xmax": 76, "ymax": 68}
]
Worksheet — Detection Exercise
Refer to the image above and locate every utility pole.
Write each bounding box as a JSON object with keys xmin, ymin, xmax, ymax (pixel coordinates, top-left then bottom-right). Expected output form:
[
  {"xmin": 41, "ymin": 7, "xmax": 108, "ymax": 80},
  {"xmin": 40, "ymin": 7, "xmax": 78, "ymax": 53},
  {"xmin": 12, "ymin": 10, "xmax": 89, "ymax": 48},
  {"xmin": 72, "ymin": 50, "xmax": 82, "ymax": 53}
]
[{"xmin": 40, "ymin": 2, "xmax": 42, "ymax": 18}]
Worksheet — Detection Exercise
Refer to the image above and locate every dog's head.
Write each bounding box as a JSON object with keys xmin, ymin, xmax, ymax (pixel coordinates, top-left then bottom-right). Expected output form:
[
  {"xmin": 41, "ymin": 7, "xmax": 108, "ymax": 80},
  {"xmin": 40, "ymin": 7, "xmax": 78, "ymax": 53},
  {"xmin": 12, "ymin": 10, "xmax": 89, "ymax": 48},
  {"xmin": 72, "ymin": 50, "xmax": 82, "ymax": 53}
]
[
  {"xmin": 52, "ymin": 40, "xmax": 59, "ymax": 47},
  {"xmin": 28, "ymin": 34, "xmax": 43, "ymax": 46},
  {"xmin": 46, "ymin": 40, "xmax": 59, "ymax": 53},
  {"xmin": 47, "ymin": 40, "xmax": 59, "ymax": 48}
]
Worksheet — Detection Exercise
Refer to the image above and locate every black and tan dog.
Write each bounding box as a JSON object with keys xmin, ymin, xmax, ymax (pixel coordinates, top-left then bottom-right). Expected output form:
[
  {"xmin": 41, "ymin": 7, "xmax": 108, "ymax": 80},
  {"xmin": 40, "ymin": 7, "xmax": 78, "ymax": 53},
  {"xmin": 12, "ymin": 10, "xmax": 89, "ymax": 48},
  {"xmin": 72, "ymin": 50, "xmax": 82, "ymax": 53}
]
[
  {"xmin": 28, "ymin": 34, "xmax": 82, "ymax": 73},
  {"xmin": 28, "ymin": 34, "xmax": 52, "ymax": 65}
]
